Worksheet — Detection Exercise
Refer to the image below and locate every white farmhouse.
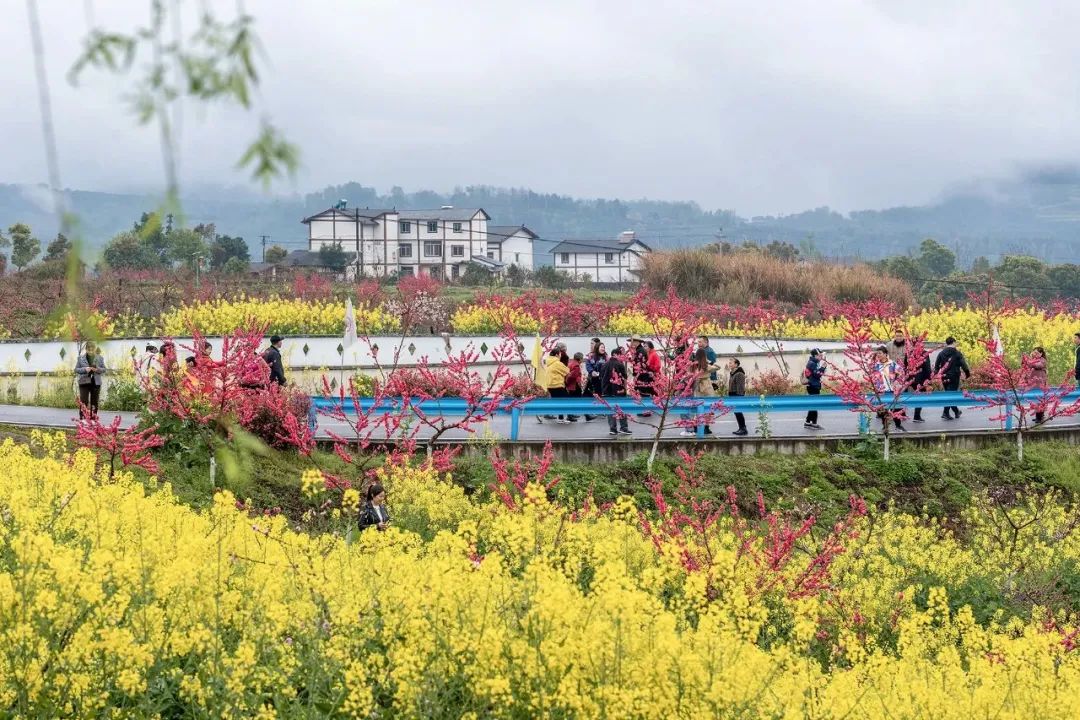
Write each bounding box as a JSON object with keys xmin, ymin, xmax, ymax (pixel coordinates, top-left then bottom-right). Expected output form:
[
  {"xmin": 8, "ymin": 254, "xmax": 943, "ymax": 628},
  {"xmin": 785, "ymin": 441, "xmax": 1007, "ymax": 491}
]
[
  {"xmin": 485, "ymin": 225, "xmax": 537, "ymax": 271},
  {"xmin": 300, "ymin": 203, "xmax": 502, "ymax": 280},
  {"xmin": 550, "ymin": 231, "xmax": 651, "ymax": 282}
]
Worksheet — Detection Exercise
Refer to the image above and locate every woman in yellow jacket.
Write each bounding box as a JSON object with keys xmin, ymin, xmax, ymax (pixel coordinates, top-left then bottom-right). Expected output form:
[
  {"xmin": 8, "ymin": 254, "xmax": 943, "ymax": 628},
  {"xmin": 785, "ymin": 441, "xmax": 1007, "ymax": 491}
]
[{"xmin": 543, "ymin": 348, "xmax": 571, "ymax": 424}]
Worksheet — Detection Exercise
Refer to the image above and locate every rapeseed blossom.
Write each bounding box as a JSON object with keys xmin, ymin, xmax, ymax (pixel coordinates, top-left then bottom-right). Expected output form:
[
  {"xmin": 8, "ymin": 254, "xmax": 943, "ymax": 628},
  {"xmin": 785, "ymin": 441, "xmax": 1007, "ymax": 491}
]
[{"xmin": 2, "ymin": 435, "xmax": 1080, "ymax": 717}]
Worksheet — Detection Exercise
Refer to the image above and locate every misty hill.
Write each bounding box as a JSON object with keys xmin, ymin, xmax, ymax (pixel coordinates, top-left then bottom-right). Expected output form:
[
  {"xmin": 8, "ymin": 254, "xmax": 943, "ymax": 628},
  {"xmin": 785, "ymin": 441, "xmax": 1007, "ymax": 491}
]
[{"xmin": 4, "ymin": 170, "xmax": 1080, "ymax": 266}]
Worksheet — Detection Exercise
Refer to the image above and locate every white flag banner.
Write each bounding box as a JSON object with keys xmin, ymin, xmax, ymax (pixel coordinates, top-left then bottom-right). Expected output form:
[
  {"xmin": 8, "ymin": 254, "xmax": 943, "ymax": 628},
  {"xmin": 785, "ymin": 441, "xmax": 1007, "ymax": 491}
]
[
  {"xmin": 992, "ymin": 324, "xmax": 1003, "ymax": 357},
  {"xmin": 343, "ymin": 297, "xmax": 358, "ymax": 349}
]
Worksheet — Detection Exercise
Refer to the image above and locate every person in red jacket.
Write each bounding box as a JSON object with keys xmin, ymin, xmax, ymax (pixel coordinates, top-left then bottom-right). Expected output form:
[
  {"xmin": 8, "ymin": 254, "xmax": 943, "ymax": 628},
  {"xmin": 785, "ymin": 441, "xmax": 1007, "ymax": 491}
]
[{"xmin": 565, "ymin": 352, "xmax": 584, "ymax": 422}]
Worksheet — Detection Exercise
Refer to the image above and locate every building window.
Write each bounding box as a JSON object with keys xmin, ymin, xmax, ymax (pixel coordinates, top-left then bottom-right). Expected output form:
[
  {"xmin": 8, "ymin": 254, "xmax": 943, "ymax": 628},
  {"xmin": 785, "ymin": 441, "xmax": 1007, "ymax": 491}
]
[
  {"xmin": 560, "ymin": 253, "xmax": 570, "ymax": 264},
  {"xmin": 426, "ymin": 221, "xmax": 438, "ymax": 233},
  {"xmin": 451, "ymin": 264, "xmax": 460, "ymax": 279},
  {"xmin": 428, "ymin": 266, "xmax": 442, "ymax": 280},
  {"xmin": 400, "ymin": 221, "xmax": 411, "ymax": 234},
  {"xmin": 604, "ymin": 252, "xmax": 615, "ymax": 264},
  {"xmin": 451, "ymin": 245, "xmax": 464, "ymax": 257},
  {"xmin": 452, "ymin": 222, "xmax": 463, "ymax": 233},
  {"xmin": 398, "ymin": 265, "xmax": 414, "ymax": 277},
  {"xmin": 397, "ymin": 243, "xmax": 413, "ymax": 258},
  {"xmin": 487, "ymin": 251, "xmax": 495, "ymax": 259},
  {"xmin": 424, "ymin": 241, "xmax": 442, "ymax": 257},
  {"xmin": 514, "ymin": 253, "xmax": 520, "ymax": 263}
]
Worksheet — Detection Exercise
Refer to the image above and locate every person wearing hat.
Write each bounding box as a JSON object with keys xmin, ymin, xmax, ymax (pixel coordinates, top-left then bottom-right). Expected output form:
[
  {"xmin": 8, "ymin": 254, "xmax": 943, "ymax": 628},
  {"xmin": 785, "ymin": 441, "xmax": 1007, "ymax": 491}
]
[
  {"xmin": 263, "ymin": 335, "xmax": 287, "ymax": 386},
  {"xmin": 802, "ymin": 348, "xmax": 827, "ymax": 430}
]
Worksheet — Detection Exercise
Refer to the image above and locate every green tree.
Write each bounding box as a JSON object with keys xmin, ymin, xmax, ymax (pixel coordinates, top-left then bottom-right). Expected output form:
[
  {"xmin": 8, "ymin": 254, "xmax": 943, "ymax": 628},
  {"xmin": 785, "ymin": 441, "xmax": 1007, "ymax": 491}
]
[
  {"xmin": 222, "ymin": 256, "xmax": 248, "ymax": 274},
  {"xmin": 917, "ymin": 238, "xmax": 956, "ymax": 278},
  {"xmin": 880, "ymin": 255, "xmax": 921, "ymax": 287},
  {"xmin": 209, "ymin": 235, "xmax": 250, "ymax": 269},
  {"xmin": 102, "ymin": 231, "xmax": 161, "ymax": 270},
  {"xmin": 168, "ymin": 228, "xmax": 209, "ymax": 270},
  {"xmin": 533, "ymin": 265, "xmax": 570, "ymax": 289},
  {"xmin": 461, "ymin": 262, "xmax": 495, "ymax": 286},
  {"xmin": 9, "ymin": 223, "xmax": 41, "ymax": 271},
  {"xmin": 318, "ymin": 242, "xmax": 348, "ymax": 273},
  {"xmin": 134, "ymin": 211, "xmax": 171, "ymax": 263},
  {"xmin": 264, "ymin": 245, "xmax": 288, "ymax": 264},
  {"xmin": 972, "ymin": 256, "xmax": 992, "ymax": 273},
  {"xmin": 995, "ymin": 255, "xmax": 1053, "ymax": 300},
  {"xmin": 1048, "ymin": 264, "xmax": 1080, "ymax": 300},
  {"xmin": 44, "ymin": 233, "xmax": 72, "ymax": 262}
]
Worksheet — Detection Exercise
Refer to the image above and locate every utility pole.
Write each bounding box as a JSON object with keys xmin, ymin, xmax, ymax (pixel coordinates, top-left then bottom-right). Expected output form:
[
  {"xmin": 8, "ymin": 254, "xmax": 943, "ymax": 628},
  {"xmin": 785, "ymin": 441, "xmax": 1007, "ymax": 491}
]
[{"xmin": 260, "ymin": 235, "xmax": 269, "ymax": 262}]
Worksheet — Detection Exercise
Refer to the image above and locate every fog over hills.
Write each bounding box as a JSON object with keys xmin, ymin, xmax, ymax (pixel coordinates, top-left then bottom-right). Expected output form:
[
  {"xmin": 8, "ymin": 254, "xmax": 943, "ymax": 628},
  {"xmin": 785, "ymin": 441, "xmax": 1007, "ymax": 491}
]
[{"xmin": 4, "ymin": 167, "xmax": 1080, "ymax": 266}]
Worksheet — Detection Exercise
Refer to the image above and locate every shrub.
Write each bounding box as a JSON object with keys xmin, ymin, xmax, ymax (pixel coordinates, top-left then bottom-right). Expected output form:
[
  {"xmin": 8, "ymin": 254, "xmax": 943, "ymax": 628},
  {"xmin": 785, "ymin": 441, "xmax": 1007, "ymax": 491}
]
[
  {"xmin": 102, "ymin": 375, "xmax": 146, "ymax": 411},
  {"xmin": 749, "ymin": 369, "xmax": 799, "ymax": 396}
]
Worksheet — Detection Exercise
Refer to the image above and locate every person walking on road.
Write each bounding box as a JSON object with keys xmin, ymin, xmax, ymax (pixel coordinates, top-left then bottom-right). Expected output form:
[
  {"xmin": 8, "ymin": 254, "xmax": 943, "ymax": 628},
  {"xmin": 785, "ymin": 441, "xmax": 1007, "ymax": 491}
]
[
  {"xmin": 934, "ymin": 336, "xmax": 971, "ymax": 420},
  {"xmin": 630, "ymin": 336, "xmax": 653, "ymax": 416},
  {"xmin": 75, "ymin": 341, "xmax": 107, "ymax": 420},
  {"xmin": 544, "ymin": 348, "xmax": 571, "ymax": 424},
  {"xmin": 803, "ymin": 349, "xmax": 827, "ymax": 430},
  {"xmin": 873, "ymin": 345, "xmax": 905, "ymax": 432},
  {"xmin": 262, "ymin": 334, "xmax": 287, "ymax": 386},
  {"xmin": 601, "ymin": 347, "xmax": 632, "ymax": 436},
  {"xmin": 697, "ymin": 335, "xmax": 719, "ymax": 391},
  {"xmin": 583, "ymin": 342, "xmax": 607, "ymax": 422},
  {"xmin": 1026, "ymin": 346, "xmax": 1049, "ymax": 424},
  {"xmin": 681, "ymin": 348, "xmax": 721, "ymax": 437},
  {"xmin": 906, "ymin": 346, "xmax": 933, "ymax": 423},
  {"xmin": 727, "ymin": 357, "xmax": 748, "ymax": 435},
  {"xmin": 887, "ymin": 329, "xmax": 909, "ymax": 424},
  {"xmin": 565, "ymin": 352, "xmax": 584, "ymax": 423}
]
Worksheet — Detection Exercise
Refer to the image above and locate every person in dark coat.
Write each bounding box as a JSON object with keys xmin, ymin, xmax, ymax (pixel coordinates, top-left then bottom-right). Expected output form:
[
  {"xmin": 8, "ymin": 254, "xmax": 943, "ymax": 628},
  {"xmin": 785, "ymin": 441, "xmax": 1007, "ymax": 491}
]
[
  {"xmin": 906, "ymin": 349, "xmax": 933, "ymax": 422},
  {"xmin": 803, "ymin": 349, "xmax": 827, "ymax": 430},
  {"xmin": 727, "ymin": 358, "xmax": 748, "ymax": 435},
  {"xmin": 262, "ymin": 335, "xmax": 287, "ymax": 386},
  {"xmin": 358, "ymin": 483, "xmax": 390, "ymax": 532},
  {"xmin": 933, "ymin": 336, "xmax": 971, "ymax": 420},
  {"xmin": 600, "ymin": 347, "xmax": 631, "ymax": 436},
  {"xmin": 74, "ymin": 340, "xmax": 107, "ymax": 419}
]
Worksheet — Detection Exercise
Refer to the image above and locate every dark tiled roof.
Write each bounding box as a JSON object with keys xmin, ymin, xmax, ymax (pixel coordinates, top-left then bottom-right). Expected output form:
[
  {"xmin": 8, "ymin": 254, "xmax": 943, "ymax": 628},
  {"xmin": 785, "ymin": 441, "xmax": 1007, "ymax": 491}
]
[
  {"xmin": 550, "ymin": 237, "xmax": 653, "ymax": 254},
  {"xmin": 301, "ymin": 208, "xmax": 392, "ymax": 224},
  {"xmin": 468, "ymin": 255, "xmax": 505, "ymax": 271},
  {"xmin": 397, "ymin": 208, "xmax": 490, "ymax": 222},
  {"xmin": 486, "ymin": 225, "xmax": 538, "ymax": 244}
]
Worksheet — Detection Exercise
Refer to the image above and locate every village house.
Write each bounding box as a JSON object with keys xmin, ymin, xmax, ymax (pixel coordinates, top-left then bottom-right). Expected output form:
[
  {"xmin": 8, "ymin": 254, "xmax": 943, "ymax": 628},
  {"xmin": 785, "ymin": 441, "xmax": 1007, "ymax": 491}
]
[
  {"xmin": 484, "ymin": 225, "xmax": 537, "ymax": 271},
  {"xmin": 549, "ymin": 231, "xmax": 651, "ymax": 282},
  {"xmin": 298, "ymin": 203, "xmax": 504, "ymax": 280}
]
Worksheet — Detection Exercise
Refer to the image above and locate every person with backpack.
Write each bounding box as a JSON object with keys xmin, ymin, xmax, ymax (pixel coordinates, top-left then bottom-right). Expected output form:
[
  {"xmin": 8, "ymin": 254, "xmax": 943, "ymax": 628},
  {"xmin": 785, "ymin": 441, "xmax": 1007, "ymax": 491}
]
[
  {"xmin": 727, "ymin": 357, "xmax": 748, "ymax": 435},
  {"xmin": 933, "ymin": 336, "xmax": 971, "ymax": 420},
  {"xmin": 583, "ymin": 342, "xmax": 607, "ymax": 422},
  {"xmin": 802, "ymin": 349, "xmax": 827, "ymax": 430},
  {"xmin": 601, "ymin": 347, "xmax": 632, "ymax": 436}
]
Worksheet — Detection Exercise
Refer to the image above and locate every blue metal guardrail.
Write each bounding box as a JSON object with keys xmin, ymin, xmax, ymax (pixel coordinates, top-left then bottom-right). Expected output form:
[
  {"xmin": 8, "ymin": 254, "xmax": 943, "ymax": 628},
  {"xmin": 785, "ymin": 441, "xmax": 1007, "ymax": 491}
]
[{"xmin": 311, "ymin": 390, "xmax": 1080, "ymax": 440}]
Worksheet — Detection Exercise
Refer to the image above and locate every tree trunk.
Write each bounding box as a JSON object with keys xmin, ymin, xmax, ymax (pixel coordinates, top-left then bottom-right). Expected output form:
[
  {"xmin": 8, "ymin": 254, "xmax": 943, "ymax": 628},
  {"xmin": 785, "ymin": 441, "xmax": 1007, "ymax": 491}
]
[
  {"xmin": 1017, "ymin": 429, "xmax": 1024, "ymax": 462},
  {"xmin": 646, "ymin": 408, "xmax": 668, "ymax": 474},
  {"xmin": 883, "ymin": 430, "xmax": 890, "ymax": 463}
]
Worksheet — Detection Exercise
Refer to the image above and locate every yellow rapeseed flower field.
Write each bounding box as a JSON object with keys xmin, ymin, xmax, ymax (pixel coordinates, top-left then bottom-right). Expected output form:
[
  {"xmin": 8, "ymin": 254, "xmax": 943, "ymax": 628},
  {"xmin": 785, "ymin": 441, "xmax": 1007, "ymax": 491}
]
[
  {"xmin": 3, "ymin": 433, "xmax": 1080, "ymax": 717},
  {"xmin": 157, "ymin": 296, "xmax": 399, "ymax": 336}
]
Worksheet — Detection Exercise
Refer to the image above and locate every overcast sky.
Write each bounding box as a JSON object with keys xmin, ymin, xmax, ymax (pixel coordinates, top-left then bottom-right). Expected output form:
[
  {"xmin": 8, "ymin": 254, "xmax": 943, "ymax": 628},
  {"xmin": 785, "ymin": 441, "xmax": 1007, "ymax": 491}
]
[{"xmin": 5, "ymin": 0, "xmax": 1080, "ymax": 215}]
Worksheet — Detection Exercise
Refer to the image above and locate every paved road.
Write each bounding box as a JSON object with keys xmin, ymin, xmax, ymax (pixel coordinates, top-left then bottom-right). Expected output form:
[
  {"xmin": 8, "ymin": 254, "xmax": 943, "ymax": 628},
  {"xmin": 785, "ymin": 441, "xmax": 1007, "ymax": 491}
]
[{"xmin": 2, "ymin": 403, "xmax": 1076, "ymax": 443}]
